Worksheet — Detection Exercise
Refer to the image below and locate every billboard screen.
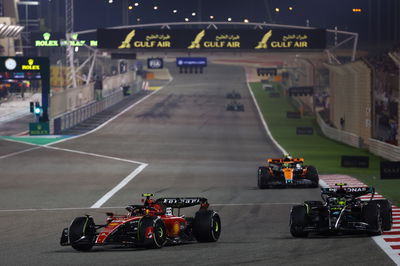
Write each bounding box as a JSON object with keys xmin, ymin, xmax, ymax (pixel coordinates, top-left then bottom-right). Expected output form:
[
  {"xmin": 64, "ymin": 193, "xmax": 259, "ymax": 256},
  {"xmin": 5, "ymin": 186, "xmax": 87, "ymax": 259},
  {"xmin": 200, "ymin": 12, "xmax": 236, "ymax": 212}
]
[{"xmin": 97, "ymin": 28, "xmax": 326, "ymax": 51}]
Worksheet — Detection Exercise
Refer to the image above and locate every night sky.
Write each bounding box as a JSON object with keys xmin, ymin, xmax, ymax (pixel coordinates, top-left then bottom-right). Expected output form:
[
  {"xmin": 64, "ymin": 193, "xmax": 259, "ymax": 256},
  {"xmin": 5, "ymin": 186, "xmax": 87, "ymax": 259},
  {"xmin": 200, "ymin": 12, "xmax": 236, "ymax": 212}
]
[
  {"xmin": 65, "ymin": 0, "xmax": 400, "ymax": 47},
  {"xmin": 74, "ymin": 0, "xmax": 369, "ymax": 32}
]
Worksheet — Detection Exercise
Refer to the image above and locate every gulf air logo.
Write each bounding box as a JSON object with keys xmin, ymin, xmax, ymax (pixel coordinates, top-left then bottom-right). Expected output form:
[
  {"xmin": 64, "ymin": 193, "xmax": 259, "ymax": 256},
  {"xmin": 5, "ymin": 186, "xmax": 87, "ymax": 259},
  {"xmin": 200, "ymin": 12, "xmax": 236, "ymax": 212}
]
[
  {"xmin": 255, "ymin": 30, "xmax": 272, "ymax": 49},
  {"xmin": 118, "ymin": 30, "xmax": 136, "ymax": 49},
  {"xmin": 188, "ymin": 30, "xmax": 205, "ymax": 49}
]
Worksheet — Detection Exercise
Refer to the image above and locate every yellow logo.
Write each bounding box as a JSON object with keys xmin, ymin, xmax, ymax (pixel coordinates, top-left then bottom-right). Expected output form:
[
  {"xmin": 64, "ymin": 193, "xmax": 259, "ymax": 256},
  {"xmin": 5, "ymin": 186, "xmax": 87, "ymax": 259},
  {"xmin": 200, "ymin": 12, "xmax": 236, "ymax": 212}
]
[
  {"xmin": 172, "ymin": 222, "xmax": 180, "ymax": 235},
  {"xmin": 118, "ymin": 30, "xmax": 136, "ymax": 49},
  {"xmin": 22, "ymin": 59, "xmax": 40, "ymax": 70},
  {"xmin": 255, "ymin": 30, "xmax": 272, "ymax": 49},
  {"xmin": 188, "ymin": 30, "xmax": 205, "ymax": 49}
]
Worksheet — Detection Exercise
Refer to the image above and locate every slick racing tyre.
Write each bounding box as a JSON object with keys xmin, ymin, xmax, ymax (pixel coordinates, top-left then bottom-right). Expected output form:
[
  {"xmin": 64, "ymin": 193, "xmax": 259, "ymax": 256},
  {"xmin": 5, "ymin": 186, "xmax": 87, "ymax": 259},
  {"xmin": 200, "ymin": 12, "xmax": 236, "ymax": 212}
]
[
  {"xmin": 258, "ymin": 167, "xmax": 271, "ymax": 189},
  {"xmin": 363, "ymin": 203, "xmax": 382, "ymax": 236},
  {"xmin": 369, "ymin": 200, "xmax": 392, "ymax": 231},
  {"xmin": 305, "ymin": 166, "xmax": 319, "ymax": 188},
  {"xmin": 193, "ymin": 210, "xmax": 221, "ymax": 242},
  {"xmin": 69, "ymin": 216, "xmax": 96, "ymax": 251},
  {"xmin": 138, "ymin": 216, "xmax": 167, "ymax": 249},
  {"xmin": 290, "ymin": 205, "xmax": 309, "ymax": 237}
]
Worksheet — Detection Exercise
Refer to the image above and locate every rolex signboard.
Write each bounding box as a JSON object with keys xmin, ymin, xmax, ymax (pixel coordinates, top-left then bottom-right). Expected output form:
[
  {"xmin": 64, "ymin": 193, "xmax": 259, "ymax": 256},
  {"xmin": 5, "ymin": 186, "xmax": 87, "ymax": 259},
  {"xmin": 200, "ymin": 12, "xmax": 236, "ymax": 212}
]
[{"xmin": 29, "ymin": 122, "xmax": 50, "ymax": 135}]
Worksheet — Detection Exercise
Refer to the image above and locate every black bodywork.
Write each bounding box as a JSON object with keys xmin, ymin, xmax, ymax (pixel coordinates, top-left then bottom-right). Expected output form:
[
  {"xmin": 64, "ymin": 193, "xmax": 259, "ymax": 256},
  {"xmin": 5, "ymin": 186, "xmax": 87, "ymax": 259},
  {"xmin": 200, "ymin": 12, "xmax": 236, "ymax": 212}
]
[
  {"xmin": 290, "ymin": 185, "xmax": 393, "ymax": 237},
  {"xmin": 226, "ymin": 91, "xmax": 241, "ymax": 99},
  {"xmin": 226, "ymin": 101, "xmax": 244, "ymax": 111}
]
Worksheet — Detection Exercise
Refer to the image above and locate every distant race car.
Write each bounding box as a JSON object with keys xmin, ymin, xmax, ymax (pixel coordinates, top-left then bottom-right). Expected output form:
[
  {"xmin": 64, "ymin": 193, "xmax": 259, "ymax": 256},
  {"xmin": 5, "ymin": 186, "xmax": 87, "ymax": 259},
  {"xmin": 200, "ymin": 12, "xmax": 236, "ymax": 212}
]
[
  {"xmin": 226, "ymin": 101, "xmax": 244, "ymax": 111},
  {"xmin": 257, "ymin": 155, "xmax": 319, "ymax": 188},
  {"xmin": 290, "ymin": 183, "xmax": 392, "ymax": 237},
  {"xmin": 60, "ymin": 194, "xmax": 221, "ymax": 251},
  {"xmin": 226, "ymin": 90, "xmax": 241, "ymax": 99}
]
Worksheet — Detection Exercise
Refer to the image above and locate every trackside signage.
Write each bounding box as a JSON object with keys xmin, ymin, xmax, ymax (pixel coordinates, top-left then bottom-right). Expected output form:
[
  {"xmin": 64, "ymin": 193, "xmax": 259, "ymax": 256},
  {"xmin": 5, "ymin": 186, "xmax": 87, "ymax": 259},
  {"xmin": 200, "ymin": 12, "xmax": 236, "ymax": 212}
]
[
  {"xmin": 176, "ymin": 57, "xmax": 207, "ymax": 67},
  {"xmin": 0, "ymin": 56, "xmax": 48, "ymax": 74},
  {"xmin": 97, "ymin": 29, "xmax": 326, "ymax": 50},
  {"xmin": 31, "ymin": 32, "xmax": 98, "ymax": 47}
]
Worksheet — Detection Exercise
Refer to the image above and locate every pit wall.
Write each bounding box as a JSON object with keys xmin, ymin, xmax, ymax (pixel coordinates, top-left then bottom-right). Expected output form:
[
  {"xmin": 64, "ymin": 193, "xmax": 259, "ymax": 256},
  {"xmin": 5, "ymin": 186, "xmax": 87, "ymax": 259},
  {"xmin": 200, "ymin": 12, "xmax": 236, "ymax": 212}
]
[
  {"xmin": 50, "ymin": 70, "xmax": 136, "ymax": 118},
  {"xmin": 50, "ymin": 70, "xmax": 139, "ymax": 134}
]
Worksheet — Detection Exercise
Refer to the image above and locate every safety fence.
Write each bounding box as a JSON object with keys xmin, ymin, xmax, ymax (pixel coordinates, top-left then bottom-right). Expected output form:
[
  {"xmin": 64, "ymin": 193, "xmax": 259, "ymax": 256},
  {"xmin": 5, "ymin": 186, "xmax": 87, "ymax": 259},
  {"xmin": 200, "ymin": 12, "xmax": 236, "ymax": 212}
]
[
  {"xmin": 50, "ymin": 70, "xmax": 136, "ymax": 118},
  {"xmin": 324, "ymin": 61, "xmax": 372, "ymax": 144},
  {"xmin": 316, "ymin": 112, "xmax": 362, "ymax": 148},
  {"xmin": 369, "ymin": 138, "xmax": 400, "ymax": 161},
  {"xmin": 52, "ymin": 89, "xmax": 123, "ymax": 134}
]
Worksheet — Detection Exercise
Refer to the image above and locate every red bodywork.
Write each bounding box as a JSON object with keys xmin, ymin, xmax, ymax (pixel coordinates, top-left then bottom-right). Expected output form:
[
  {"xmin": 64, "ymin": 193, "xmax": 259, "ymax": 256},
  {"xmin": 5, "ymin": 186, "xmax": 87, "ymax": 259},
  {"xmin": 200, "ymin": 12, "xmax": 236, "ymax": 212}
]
[{"xmin": 95, "ymin": 198, "xmax": 196, "ymax": 244}]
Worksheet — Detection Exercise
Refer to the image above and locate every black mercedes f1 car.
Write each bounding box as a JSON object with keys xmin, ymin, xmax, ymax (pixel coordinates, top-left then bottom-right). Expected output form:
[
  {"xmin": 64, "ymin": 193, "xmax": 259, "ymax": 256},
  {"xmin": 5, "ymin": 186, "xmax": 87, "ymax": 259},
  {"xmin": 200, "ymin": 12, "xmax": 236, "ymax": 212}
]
[
  {"xmin": 226, "ymin": 100, "xmax": 244, "ymax": 111},
  {"xmin": 60, "ymin": 194, "xmax": 221, "ymax": 251},
  {"xmin": 290, "ymin": 184, "xmax": 392, "ymax": 237}
]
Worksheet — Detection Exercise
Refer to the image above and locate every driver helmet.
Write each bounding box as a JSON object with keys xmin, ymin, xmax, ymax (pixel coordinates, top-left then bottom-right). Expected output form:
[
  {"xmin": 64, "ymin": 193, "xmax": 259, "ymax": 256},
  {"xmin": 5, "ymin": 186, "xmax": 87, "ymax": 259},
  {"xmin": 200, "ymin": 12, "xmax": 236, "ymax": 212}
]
[
  {"xmin": 283, "ymin": 154, "xmax": 292, "ymax": 162},
  {"xmin": 338, "ymin": 198, "xmax": 347, "ymax": 206},
  {"xmin": 165, "ymin": 207, "xmax": 173, "ymax": 216}
]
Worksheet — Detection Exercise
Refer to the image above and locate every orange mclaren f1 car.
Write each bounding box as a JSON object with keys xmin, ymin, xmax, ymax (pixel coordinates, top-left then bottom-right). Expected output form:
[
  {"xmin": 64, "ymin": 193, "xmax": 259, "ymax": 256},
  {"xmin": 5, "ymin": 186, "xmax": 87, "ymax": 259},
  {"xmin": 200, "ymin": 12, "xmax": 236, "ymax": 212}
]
[{"xmin": 258, "ymin": 155, "xmax": 319, "ymax": 188}]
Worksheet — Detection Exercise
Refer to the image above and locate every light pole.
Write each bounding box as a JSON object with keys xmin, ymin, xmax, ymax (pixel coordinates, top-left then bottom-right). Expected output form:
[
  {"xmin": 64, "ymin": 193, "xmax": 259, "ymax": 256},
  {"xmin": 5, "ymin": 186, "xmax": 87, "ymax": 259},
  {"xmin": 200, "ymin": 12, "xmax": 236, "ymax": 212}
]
[{"xmin": 122, "ymin": 0, "xmax": 129, "ymax": 25}]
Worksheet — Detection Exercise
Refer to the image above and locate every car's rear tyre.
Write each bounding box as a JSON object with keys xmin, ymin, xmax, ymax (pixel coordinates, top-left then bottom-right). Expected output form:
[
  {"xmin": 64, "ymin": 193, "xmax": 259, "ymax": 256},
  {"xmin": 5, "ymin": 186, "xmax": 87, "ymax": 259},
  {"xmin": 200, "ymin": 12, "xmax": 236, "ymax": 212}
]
[
  {"xmin": 258, "ymin": 167, "xmax": 271, "ymax": 189},
  {"xmin": 305, "ymin": 166, "xmax": 319, "ymax": 188},
  {"xmin": 193, "ymin": 210, "xmax": 221, "ymax": 242},
  {"xmin": 69, "ymin": 216, "xmax": 96, "ymax": 251},
  {"xmin": 138, "ymin": 216, "xmax": 167, "ymax": 249},
  {"xmin": 370, "ymin": 200, "xmax": 392, "ymax": 231},
  {"xmin": 290, "ymin": 205, "xmax": 309, "ymax": 237},
  {"xmin": 363, "ymin": 203, "xmax": 382, "ymax": 236}
]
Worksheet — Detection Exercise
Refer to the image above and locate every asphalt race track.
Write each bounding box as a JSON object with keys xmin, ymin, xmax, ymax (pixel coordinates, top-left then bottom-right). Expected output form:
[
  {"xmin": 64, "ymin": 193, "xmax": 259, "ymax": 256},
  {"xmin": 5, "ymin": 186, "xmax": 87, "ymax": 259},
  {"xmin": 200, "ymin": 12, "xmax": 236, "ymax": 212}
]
[{"xmin": 0, "ymin": 64, "xmax": 395, "ymax": 265}]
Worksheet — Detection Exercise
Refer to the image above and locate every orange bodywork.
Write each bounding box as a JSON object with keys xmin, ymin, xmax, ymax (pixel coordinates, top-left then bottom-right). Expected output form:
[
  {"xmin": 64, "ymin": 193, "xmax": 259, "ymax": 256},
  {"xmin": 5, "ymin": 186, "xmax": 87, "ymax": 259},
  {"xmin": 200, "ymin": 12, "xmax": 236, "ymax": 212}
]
[
  {"xmin": 283, "ymin": 168, "xmax": 294, "ymax": 181},
  {"xmin": 267, "ymin": 158, "xmax": 304, "ymax": 164}
]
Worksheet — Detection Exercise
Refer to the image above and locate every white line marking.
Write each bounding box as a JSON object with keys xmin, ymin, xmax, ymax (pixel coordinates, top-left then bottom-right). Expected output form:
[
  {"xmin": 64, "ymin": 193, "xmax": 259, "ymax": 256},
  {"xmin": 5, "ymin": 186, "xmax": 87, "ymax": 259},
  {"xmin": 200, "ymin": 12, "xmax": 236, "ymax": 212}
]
[
  {"xmin": 45, "ymin": 146, "xmax": 145, "ymax": 165},
  {"xmin": 14, "ymin": 130, "xmax": 29, "ymax": 136},
  {"xmin": 318, "ymin": 178, "xmax": 329, "ymax": 188},
  {"xmin": 372, "ymin": 236, "xmax": 400, "ymax": 265},
  {"xmin": 1, "ymin": 78, "xmax": 173, "ymax": 208},
  {"xmin": 0, "ymin": 202, "xmax": 300, "ymax": 212},
  {"xmin": 245, "ymin": 68, "xmax": 287, "ymax": 155},
  {"xmin": 0, "ymin": 146, "xmax": 41, "ymax": 160},
  {"xmin": 47, "ymin": 77, "xmax": 173, "ymax": 146},
  {"xmin": 91, "ymin": 163, "xmax": 148, "ymax": 208},
  {"xmin": 211, "ymin": 202, "xmax": 300, "ymax": 206}
]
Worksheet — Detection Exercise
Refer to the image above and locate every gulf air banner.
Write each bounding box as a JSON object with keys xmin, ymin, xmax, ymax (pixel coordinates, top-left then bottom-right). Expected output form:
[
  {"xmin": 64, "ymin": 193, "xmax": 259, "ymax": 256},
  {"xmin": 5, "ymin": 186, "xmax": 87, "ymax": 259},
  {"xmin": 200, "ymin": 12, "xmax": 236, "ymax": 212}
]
[{"xmin": 97, "ymin": 29, "xmax": 326, "ymax": 50}]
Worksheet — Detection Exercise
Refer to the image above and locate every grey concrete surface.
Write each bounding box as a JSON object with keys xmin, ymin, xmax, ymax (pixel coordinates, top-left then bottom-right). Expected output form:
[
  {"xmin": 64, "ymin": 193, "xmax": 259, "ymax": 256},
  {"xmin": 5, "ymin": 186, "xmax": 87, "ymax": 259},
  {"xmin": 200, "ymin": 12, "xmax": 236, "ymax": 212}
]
[{"xmin": 0, "ymin": 64, "xmax": 394, "ymax": 266}]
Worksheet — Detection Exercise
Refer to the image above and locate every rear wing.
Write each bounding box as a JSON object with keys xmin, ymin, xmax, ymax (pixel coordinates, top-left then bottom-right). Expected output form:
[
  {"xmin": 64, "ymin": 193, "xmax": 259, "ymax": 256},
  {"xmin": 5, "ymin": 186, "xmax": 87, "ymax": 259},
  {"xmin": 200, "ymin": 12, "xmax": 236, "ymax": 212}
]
[
  {"xmin": 268, "ymin": 158, "xmax": 304, "ymax": 164},
  {"xmin": 156, "ymin": 197, "xmax": 208, "ymax": 209},
  {"xmin": 321, "ymin": 187, "xmax": 374, "ymax": 198}
]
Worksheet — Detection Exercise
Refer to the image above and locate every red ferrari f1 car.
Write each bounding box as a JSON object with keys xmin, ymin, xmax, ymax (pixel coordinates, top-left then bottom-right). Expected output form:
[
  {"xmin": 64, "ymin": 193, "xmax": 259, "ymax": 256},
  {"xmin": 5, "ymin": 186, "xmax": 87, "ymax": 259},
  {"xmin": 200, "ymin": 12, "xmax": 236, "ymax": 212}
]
[{"xmin": 60, "ymin": 194, "xmax": 221, "ymax": 251}]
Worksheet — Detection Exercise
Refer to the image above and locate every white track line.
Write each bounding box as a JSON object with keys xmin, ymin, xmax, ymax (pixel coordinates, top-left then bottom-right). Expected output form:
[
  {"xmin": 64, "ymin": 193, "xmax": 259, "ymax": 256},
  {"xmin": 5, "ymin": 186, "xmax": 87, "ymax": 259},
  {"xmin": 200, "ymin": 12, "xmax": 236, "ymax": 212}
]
[
  {"xmin": 245, "ymin": 68, "xmax": 287, "ymax": 155},
  {"xmin": 45, "ymin": 146, "xmax": 145, "ymax": 165},
  {"xmin": 1, "ymin": 77, "xmax": 172, "ymax": 209},
  {"xmin": 372, "ymin": 237, "xmax": 400, "ymax": 265},
  {"xmin": 0, "ymin": 146, "xmax": 41, "ymax": 160},
  {"xmin": 90, "ymin": 163, "xmax": 148, "ymax": 208},
  {"xmin": 0, "ymin": 202, "xmax": 300, "ymax": 212}
]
